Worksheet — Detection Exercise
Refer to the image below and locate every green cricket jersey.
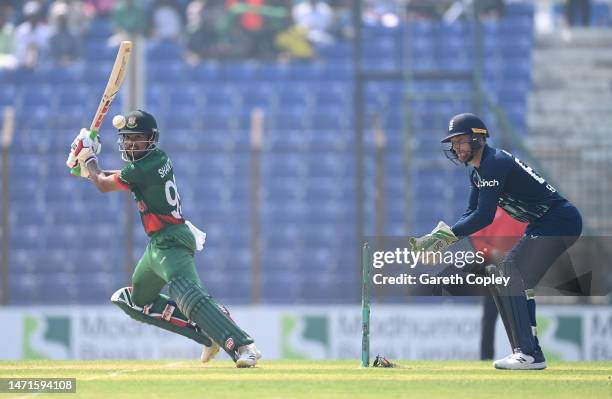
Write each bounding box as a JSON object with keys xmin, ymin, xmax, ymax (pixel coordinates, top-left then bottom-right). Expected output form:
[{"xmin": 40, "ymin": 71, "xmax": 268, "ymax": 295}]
[{"xmin": 117, "ymin": 148, "xmax": 185, "ymax": 236}]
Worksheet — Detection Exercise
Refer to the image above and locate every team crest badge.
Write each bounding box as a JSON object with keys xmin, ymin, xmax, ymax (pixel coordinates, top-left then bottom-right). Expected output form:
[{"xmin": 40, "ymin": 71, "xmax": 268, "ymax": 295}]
[
  {"xmin": 224, "ymin": 337, "xmax": 235, "ymax": 351},
  {"xmin": 126, "ymin": 115, "xmax": 138, "ymax": 128}
]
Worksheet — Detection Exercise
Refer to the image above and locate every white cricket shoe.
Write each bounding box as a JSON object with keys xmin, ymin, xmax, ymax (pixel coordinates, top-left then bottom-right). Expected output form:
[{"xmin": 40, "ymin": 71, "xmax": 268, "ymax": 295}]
[
  {"xmin": 235, "ymin": 343, "xmax": 261, "ymax": 368},
  {"xmin": 200, "ymin": 342, "xmax": 220, "ymax": 363},
  {"xmin": 494, "ymin": 352, "xmax": 547, "ymax": 370}
]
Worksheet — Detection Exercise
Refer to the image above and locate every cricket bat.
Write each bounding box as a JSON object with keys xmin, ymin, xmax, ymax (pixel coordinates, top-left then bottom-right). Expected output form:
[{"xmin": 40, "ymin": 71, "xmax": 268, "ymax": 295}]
[{"xmin": 67, "ymin": 41, "xmax": 132, "ymax": 175}]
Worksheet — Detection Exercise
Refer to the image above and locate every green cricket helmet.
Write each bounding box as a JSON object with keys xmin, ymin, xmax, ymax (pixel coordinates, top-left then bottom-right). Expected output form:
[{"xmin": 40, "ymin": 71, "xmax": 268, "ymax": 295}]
[{"xmin": 116, "ymin": 109, "xmax": 159, "ymax": 161}]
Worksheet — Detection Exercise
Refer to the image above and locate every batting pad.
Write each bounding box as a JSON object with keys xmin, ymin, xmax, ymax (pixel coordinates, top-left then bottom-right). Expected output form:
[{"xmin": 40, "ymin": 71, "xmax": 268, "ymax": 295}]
[
  {"xmin": 169, "ymin": 277, "xmax": 254, "ymax": 361},
  {"xmin": 111, "ymin": 287, "xmax": 213, "ymax": 347}
]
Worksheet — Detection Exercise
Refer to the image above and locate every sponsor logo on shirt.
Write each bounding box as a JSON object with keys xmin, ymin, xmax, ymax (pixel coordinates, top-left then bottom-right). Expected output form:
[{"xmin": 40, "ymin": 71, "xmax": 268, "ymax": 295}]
[{"xmin": 476, "ymin": 179, "xmax": 500, "ymax": 188}]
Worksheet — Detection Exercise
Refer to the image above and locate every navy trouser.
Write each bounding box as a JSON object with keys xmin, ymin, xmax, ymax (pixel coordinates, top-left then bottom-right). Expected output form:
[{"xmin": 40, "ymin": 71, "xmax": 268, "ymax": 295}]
[{"xmin": 504, "ymin": 202, "xmax": 582, "ymax": 354}]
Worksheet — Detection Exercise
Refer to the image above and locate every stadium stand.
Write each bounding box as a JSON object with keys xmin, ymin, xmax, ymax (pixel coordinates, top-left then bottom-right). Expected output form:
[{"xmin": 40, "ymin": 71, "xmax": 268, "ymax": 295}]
[{"xmin": 1, "ymin": 3, "xmax": 536, "ymax": 305}]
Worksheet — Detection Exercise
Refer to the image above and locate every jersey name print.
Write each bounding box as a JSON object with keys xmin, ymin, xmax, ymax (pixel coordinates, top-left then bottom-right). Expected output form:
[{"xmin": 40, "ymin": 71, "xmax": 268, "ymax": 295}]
[
  {"xmin": 158, "ymin": 159, "xmax": 172, "ymax": 179},
  {"xmin": 502, "ymin": 150, "xmax": 557, "ymax": 193}
]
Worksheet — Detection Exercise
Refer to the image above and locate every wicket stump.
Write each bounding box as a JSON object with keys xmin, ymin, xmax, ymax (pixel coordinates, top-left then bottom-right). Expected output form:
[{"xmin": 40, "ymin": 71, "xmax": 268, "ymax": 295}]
[{"xmin": 361, "ymin": 242, "xmax": 371, "ymax": 367}]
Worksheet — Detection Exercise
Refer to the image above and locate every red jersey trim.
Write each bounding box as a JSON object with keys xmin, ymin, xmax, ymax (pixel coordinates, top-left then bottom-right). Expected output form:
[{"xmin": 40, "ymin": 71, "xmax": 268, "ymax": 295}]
[
  {"xmin": 470, "ymin": 207, "xmax": 527, "ymax": 263},
  {"xmin": 142, "ymin": 213, "xmax": 184, "ymax": 235},
  {"xmin": 113, "ymin": 173, "xmax": 130, "ymax": 191}
]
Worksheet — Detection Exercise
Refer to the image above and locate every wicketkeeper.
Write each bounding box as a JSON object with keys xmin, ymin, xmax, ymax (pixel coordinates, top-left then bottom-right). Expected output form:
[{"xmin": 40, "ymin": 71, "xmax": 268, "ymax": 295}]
[
  {"xmin": 410, "ymin": 113, "xmax": 582, "ymax": 370},
  {"xmin": 66, "ymin": 109, "xmax": 261, "ymax": 367}
]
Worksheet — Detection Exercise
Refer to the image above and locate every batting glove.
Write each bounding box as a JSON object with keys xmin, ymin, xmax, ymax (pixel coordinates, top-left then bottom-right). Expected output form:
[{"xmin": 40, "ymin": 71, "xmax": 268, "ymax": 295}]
[
  {"xmin": 409, "ymin": 221, "xmax": 458, "ymax": 253},
  {"xmin": 66, "ymin": 129, "xmax": 101, "ymax": 168},
  {"xmin": 76, "ymin": 160, "xmax": 90, "ymax": 179}
]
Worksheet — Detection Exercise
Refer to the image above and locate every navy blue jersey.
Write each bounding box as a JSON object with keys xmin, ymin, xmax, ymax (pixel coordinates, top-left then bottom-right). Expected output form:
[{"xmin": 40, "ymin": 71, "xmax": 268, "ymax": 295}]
[{"xmin": 451, "ymin": 145, "xmax": 567, "ymax": 237}]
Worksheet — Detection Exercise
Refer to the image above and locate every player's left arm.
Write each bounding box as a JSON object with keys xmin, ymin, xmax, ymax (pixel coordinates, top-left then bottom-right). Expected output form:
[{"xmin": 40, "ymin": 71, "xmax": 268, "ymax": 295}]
[
  {"xmin": 86, "ymin": 159, "xmax": 129, "ymax": 193},
  {"xmin": 69, "ymin": 130, "xmax": 128, "ymax": 193}
]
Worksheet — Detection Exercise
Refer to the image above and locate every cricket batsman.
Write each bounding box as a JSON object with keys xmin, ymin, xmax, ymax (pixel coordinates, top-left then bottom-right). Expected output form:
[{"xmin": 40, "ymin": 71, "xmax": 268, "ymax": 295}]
[
  {"xmin": 410, "ymin": 113, "xmax": 582, "ymax": 370},
  {"xmin": 66, "ymin": 109, "xmax": 261, "ymax": 367}
]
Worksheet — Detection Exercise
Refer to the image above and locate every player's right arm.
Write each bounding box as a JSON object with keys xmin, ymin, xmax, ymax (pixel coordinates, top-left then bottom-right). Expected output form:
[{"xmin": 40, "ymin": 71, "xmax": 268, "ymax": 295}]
[
  {"xmin": 452, "ymin": 179, "xmax": 479, "ymax": 234},
  {"xmin": 451, "ymin": 160, "xmax": 511, "ymax": 237}
]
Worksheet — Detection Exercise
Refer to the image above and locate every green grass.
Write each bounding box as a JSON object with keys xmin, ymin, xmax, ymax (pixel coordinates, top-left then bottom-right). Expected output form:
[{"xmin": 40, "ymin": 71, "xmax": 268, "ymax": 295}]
[{"xmin": 0, "ymin": 360, "xmax": 611, "ymax": 399}]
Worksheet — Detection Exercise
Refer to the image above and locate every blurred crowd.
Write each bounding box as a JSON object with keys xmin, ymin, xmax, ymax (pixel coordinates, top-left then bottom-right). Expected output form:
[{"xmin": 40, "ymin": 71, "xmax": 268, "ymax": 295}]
[
  {"xmin": 0, "ymin": 0, "xmax": 596, "ymax": 71},
  {"xmin": 1, "ymin": 0, "xmax": 354, "ymax": 69},
  {"xmin": 0, "ymin": 0, "xmax": 347, "ymax": 69},
  {"xmin": 0, "ymin": 0, "xmax": 507, "ymax": 71}
]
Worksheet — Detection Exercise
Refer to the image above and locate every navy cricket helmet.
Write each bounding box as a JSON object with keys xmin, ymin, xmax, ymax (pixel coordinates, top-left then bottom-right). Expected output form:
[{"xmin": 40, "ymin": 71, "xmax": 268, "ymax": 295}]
[
  {"xmin": 441, "ymin": 113, "xmax": 489, "ymax": 143},
  {"xmin": 442, "ymin": 113, "xmax": 489, "ymax": 165}
]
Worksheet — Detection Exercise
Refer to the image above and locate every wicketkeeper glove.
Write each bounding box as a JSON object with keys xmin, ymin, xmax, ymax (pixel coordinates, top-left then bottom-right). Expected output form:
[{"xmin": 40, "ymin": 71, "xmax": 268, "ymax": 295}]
[{"xmin": 409, "ymin": 221, "xmax": 458, "ymax": 253}]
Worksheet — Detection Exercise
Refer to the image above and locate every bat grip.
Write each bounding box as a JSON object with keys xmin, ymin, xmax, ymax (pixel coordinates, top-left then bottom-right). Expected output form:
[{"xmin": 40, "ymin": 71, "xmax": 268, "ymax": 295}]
[
  {"xmin": 70, "ymin": 164, "xmax": 81, "ymax": 176},
  {"xmin": 66, "ymin": 143, "xmax": 80, "ymax": 175}
]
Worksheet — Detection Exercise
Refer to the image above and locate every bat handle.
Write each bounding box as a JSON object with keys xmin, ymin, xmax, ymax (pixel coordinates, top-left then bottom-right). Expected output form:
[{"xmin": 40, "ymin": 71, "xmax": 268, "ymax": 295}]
[{"xmin": 67, "ymin": 140, "xmax": 79, "ymax": 174}]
